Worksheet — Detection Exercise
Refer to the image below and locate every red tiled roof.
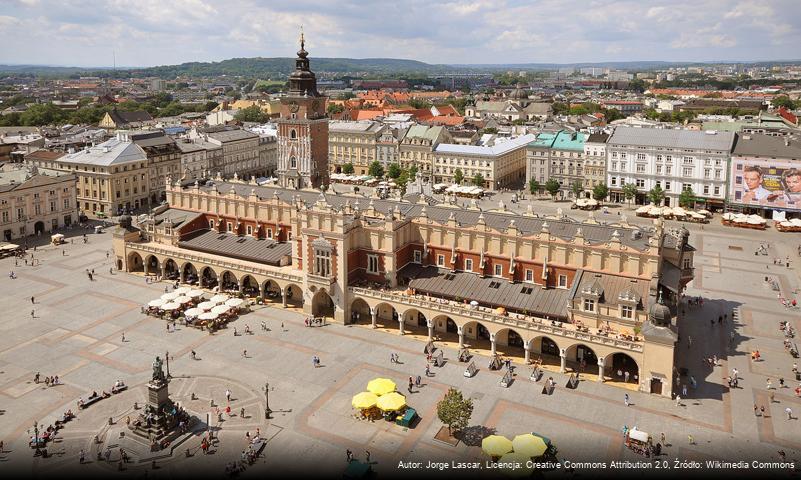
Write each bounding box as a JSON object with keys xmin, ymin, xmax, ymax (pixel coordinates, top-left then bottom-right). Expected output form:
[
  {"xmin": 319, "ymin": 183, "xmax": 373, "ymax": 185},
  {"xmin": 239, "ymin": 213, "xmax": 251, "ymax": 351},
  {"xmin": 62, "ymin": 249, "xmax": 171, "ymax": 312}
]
[{"xmin": 779, "ymin": 107, "xmax": 798, "ymax": 126}]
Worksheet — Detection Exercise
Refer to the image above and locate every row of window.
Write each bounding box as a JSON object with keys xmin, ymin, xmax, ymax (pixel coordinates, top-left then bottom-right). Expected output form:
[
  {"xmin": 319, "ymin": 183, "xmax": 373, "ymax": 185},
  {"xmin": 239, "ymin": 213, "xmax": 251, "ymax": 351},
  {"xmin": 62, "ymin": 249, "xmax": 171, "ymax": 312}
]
[
  {"xmin": 428, "ymin": 251, "xmax": 568, "ymax": 287},
  {"xmin": 207, "ymin": 219, "xmax": 281, "ymax": 240},
  {"xmin": 581, "ymin": 298, "xmax": 634, "ymax": 318}
]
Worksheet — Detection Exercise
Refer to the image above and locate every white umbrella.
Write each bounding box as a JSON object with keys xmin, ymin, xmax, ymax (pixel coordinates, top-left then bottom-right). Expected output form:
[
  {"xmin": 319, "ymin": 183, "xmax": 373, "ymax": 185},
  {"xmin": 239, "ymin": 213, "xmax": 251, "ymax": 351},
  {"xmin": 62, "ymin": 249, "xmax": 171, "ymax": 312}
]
[
  {"xmin": 210, "ymin": 294, "xmax": 230, "ymax": 304},
  {"xmin": 161, "ymin": 292, "xmax": 179, "ymax": 301},
  {"xmin": 174, "ymin": 286, "xmax": 191, "ymax": 295},
  {"xmin": 225, "ymin": 298, "xmax": 245, "ymax": 308},
  {"xmin": 211, "ymin": 305, "xmax": 230, "ymax": 315},
  {"xmin": 188, "ymin": 289, "xmax": 204, "ymax": 298},
  {"xmin": 184, "ymin": 307, "xmax": 204, "ymax": 317},
  {"xmin": 148, "ymin": 299, "xmax": 166, "ymax": 308},
  {"xmin": 470, "ymin": 300, "xmax": 479, "ymax": 307},
  {"xmin": 174, "ymin": 295, "xmax": 193, "ymax": 304},
  {"xmin": 198, "ymin": 301, "xmax": 216, "ymax": 311},
  {"xmin": 161, "ymin": 302, "xmax": 181, "ymax": 311},
  {"xmin": 198, "ymin": 312, "xmax": 218, "ymax": 321}
]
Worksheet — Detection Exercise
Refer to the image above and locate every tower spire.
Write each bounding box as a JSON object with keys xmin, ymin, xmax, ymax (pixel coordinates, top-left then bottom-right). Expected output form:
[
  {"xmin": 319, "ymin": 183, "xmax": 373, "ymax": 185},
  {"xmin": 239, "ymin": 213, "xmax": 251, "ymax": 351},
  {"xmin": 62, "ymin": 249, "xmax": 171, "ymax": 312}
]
[{"xmin": 300, "ymin": 25, "xmax": 305, "ymax": 51}]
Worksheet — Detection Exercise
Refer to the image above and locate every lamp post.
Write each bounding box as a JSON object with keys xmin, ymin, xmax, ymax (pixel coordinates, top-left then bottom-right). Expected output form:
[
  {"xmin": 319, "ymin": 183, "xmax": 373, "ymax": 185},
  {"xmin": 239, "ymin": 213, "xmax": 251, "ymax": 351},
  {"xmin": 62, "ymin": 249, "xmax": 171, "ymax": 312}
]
[
  {"xmin": 165, "ymin": 351, "xmax": 171, "ymax": 379},
  {"xmin": 264, "ymin": 381, "xmax": 272, "ymax": 419}
]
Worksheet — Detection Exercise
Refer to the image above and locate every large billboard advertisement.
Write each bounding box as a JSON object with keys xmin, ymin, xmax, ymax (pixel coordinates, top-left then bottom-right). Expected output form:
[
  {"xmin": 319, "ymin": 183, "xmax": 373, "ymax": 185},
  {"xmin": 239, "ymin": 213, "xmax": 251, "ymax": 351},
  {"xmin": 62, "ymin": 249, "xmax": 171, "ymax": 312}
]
[{"xmin": 730, "ymin": 158, "xmax": 801, "ymax": 211}]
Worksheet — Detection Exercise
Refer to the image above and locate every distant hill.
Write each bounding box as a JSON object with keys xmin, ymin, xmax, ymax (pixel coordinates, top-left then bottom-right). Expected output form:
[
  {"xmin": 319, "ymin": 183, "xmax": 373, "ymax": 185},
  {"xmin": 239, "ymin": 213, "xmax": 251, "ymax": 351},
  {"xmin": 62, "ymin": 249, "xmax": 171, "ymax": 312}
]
[{"xmin": 2, "ymin": 57, "xmax": 800, "ymax": 79}]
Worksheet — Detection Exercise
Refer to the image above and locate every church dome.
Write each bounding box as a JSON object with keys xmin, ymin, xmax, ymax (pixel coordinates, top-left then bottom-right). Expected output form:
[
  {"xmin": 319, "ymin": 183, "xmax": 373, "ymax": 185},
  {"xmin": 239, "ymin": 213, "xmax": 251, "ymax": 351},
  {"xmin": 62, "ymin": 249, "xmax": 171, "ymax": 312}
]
[
  {"xmin": 508, "ymin": 84, "xmax": 529, "ymax": 100},
  {"xmin": 648, "ymin": 295, "xmax": 671, "ymax": 325},
  {"xmin": 119, "ymin": 214, "xmax": 133, "ymax": 229}
]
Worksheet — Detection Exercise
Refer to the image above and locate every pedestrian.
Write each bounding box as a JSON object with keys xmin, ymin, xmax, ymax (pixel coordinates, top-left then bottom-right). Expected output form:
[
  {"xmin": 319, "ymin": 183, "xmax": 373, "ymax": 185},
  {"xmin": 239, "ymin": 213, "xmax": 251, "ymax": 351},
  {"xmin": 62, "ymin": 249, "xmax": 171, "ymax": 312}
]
[
  {"xmin": 780, "ymin": 377, "xmax": 785, "ymax": 388},
  {"xmin": 425, "ymin": 364, "xmax": 430, "ymax": 377},
  {"xmin": 80, "ymin": 449, "xmax": 85, "ymax": 463},
  {"xmin": 346, "ymin": 449, "xmax": 353, "ymax": 462},
  {"xmin": 365, "ymin": 450, "xmax": 371, "ymax": 462},
  {"xmin": 30, "ymin": 296, "xmax": 34, "ymax": 304},
  {"xmin": 390, "ymin": 353, "xmax": 395, "ymax": 364},
  {"xmin": 416, "ymin": 375, "xmax": 421, "ymax": 387},
  {"xmin": 408, "ymin": 377, "xmax": 414, "ymax": 393},
  {"xmin": 682, "ymin": 384, "xmax": 688, "ymax": 397},
  {"xmin": 767, "ymin": 379, "xmax": 773, "ymax": 390},
  {"xmin": 261, "ymin": 321, "xmax": 267, "ymax": 331},
  {"xmin": 233, "ymin": 327, "xmax": 238, "ymax": 336},
  {"xmin": 732, "ymin": 368, "xmax": 738, "ymax": 380},
  {"xmin": 240, "ymin": 407, "xmax": 245, "ymax": 418},
  {"xmin": 191, "ymin": 350, "xmax": 196, "ymax": 360},
  {"xmin": 770, "ymin": 391, "xmax": 776, "ymax": 403},
  {"xmin": 676, "ymin": 395, "xmax": 682, "ymax": 407},
  {"xmin": 242, "ymin": 349, "xmax": 247, "ymax": 358},
  {"xmin": 624, "ymin": 393, "xmax": 630, "ymax": 406},
  {"xmin": 761, "ymin": 405, "xmax": 766, "ymax": 417},
  {"xmin": 660, "ymin": 432, "xmax": 666, "ymax": 445},
  {"xmin": 225, "ymin": 389, "xmax": 231, "ymax": 402},
  {"xmin": 786, "ymin": 407, "xmax": 793, "ymax": 420},
  {"xmin": 30, "ymin": 309, "xmax": 34, "ymax": 319},
  {"xmin": 688, "ymin": 435, "xmax": 694, "ymax": 445},
  {"xmin": 754, "ymin": 404, "xmax": 760, "ymax": 416},
  {"xmin": 281, "ymin": 321, "xmax": 284, "ymax": 330},
  {"xmin": 688, "ymin": 335, "xmax": 692, "ymax": 348}
]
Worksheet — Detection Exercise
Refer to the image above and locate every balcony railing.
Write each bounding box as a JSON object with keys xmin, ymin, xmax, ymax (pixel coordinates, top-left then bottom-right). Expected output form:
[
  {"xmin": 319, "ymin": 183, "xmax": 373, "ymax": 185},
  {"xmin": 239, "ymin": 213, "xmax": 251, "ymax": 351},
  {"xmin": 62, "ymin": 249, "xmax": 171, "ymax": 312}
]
[
  {"xmin": 126, "ymin": 242, "xmax": 304, "ymax": 283},
  {"xmin": 349, "ymin": 287, "xmax": 643, "ymax": 352}
]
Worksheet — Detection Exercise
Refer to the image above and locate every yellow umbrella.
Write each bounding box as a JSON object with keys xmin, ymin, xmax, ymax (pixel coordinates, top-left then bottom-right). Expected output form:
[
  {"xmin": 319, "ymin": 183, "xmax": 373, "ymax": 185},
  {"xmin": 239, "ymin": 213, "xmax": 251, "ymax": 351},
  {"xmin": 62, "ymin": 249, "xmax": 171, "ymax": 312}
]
[
  {"xmin": 499, "ymin": 452, "xmax": 534, "ymax": 477},
  {"xmin": 482, "ymin": 435, "xmax": 513, "ymax": 457},
  {"xmin": 512, "ymin": 433, "xmax": 548, "ymax": 458},
  {"xmin": 367, "ymin": 378, "xmax": 396, "ymax": 396},
  {"xmin": 351, "ymin": 392, "xmax": 378, "ymax": 409},
  {"xmin": 376, "ymin": 392, "xmax": 406, "ymax": 411}
]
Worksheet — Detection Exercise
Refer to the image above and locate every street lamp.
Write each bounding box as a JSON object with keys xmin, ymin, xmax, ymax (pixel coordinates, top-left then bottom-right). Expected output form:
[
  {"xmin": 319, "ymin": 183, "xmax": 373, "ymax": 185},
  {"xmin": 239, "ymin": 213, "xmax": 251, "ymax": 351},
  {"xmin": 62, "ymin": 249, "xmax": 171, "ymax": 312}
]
[
  {"xmin": 264, "ymin": 381, "xmax": 272, "ymax": 419},
  {"xmin": 33, "ymin": 421, "xmax": 41, "ymax": 456},
  {"xmin": 165, "ymin": 351, "xmax": 171, "ymax": 379}
]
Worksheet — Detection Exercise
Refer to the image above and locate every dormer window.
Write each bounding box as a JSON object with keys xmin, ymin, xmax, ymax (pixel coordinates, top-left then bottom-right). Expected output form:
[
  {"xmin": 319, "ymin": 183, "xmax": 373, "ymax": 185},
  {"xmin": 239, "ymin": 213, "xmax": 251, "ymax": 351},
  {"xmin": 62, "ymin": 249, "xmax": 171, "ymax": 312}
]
[{"xmin": 583, "ymin": 298, "xmax": 596, "ymax": 312}]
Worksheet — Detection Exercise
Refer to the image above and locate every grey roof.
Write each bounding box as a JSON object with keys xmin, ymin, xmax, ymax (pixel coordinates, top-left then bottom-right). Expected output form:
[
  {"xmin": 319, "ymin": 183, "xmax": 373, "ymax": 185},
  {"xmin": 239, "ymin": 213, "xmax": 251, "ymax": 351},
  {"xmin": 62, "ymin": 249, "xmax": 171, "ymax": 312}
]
[
  {"xmin": 608, "ymin": 126, "xmax": 736, "ymax": 152},
  {"xmin": 61, "ymin": 137, "xmax": 147, "ymax": 166},
  {"xmin": 586, "ymin": 132, "xmax": 610, "ymax": 144},
  {"xmin": 207, "ymin": 130, "xmax": 258, "ymax": 143},
  {"xmin": 572, "ymin": 270, "xmax": 649, "ymax": 308},
  {"xmin": 732, "ymin": 133, "xmax": 801, "ymax": 159},
  {"xmin": 151, "ymin": 208, "xmax": 202, "ymax": 229},
  {"xmin": 196, "ymin": 182, "xmax": 653, "ymax": 251},
  {"xmin": 132, "ymin": 135, "xmax": 176, "ymax": 148},
  {"xmin": 108, "ymin": 109, "xmax": 153, "ymax": 125},
  {"xmin": 660, "ymin": 261, "xmax": 681, "ymax": 293},
  {"xmin": 175, "ymin": 141, "xmax": 206, "ymax": 154},
  {"xmin": 178, "ymin": 229, "xmax": 291, "ymax": 266},
  {"xmin": 400, "ymin": 265, "xmax": 569, "ymax": 320},
  {"xmin": 435, "ymin": 134, "xmax": 536, "ymax": 156}
]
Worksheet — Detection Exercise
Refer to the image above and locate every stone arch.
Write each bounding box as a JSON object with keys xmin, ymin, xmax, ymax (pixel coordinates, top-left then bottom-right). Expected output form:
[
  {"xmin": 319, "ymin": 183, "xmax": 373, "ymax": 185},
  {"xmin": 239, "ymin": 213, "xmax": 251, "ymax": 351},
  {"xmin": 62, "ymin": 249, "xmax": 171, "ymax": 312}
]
[
  {"xmin": 220, "ymin": 270, "xmax": 238, "ymax": 292},
  {"xmin": 371, "ymin": 302, "xmax": 399, "ymax": 330},
  {"xmin": 404, "ymin": 309, "xmax": 430, "ymax": 328},
  {"xmin": 262, "ymin": 280, "xmax": 282, "ymax": 302},
  {"xmin": 284, "ymin": 283, "xmax": 303, "ymax": 307},
  {"xmin": 462, "ymin": 320, "xmax": 493, "ymax": 341},
  {"xmin": 144, "ymin": 255, "xmax": 160, "ymax": 276},
  {"xmin": 349, "ymin": 297, "xmax": 371, "ymax": 325},
  {"xmin": 163, "ymin": 259, "xmax": 179, "ymax": 279},
  {"xmin": 527, "ymin": 335, "xmax": 562, "ymax": 369},
  {"xmin": 200, "ymin": 267, "xmax": 218, "ymax": 288},
  {"xmin": 181, "ymin": 262, "xmax": 198, "ymax": 284},
  {"xmin": 495, "ymin": 327, "xmax": 527, "ymax": 361},
  {"xmin": 117, "ymin": 259, "xmax": 123, "ymax": 271},
  {"xmin": 604, "ymin": 352, "xmax": 640, "ymax": 384},
  {"xmin": 240, "ymin": 274, "xmax": 259, "ymax": 296},
  {"xmin": 127, "ymin": 252, "xmax": 144, "ymax": 272},
  {"xmin": 565, "ymin": 343, "xmax": 598, "ymax": 374},
  {"xmin": 312, "ymin": 289, "xmax": 335, "ymax": 319}
]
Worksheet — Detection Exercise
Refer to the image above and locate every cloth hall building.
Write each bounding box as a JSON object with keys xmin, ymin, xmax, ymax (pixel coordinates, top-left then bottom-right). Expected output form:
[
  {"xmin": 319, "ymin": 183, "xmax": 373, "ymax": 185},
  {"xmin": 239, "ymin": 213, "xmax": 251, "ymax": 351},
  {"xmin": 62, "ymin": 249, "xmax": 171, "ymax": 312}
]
[{"xmin": 111, "ymin": 40, "xmax": 694, "ymax": 399}]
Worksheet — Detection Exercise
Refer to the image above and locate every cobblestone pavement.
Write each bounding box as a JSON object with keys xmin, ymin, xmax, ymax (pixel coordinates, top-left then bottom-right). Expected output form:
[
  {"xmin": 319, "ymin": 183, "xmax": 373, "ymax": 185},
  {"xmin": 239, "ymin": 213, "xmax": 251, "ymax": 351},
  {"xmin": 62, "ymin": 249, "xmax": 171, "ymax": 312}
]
[{"xmin": 0, "ymin": 208, "xmax": 800, "ymax": 477}]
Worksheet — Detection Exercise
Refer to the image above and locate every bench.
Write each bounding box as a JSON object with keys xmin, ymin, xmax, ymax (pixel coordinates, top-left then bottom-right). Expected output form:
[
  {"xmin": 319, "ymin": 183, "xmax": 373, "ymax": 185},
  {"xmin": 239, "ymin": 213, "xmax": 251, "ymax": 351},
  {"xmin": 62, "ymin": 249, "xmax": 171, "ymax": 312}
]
[
  {"xmin": 112, "ymin": 385, "xmax": 128, "ymax": 394},
  {"xmin": 79, "ymin": 395, "xmax": 103, "ymax": 409}
]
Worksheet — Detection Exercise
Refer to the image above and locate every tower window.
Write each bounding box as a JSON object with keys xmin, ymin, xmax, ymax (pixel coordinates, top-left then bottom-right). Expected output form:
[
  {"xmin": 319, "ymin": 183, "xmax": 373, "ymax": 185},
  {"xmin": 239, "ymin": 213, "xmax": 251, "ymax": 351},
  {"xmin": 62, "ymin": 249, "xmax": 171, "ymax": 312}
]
[
  {"xmin": 290, "ymin": 129, "xmax": 297, "ymax": 139},
  {"xmin": 290, "ymin": 156, "xmax": 297, "ymax": 169}
]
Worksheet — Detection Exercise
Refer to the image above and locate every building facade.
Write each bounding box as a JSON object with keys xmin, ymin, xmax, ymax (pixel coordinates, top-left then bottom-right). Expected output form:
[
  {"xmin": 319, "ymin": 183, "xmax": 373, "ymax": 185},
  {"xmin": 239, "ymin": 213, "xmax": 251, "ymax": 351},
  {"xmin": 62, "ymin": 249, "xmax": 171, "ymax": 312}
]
[
  {"xmin": 0, "ymin": 164, "xmax": 78, "ymax": 241},
  {"xmin": 130, "ymin": 132, "xmax": 182, "ymax": 206},
  {"xmin": 327, "ymin": 121, "xmax": 384, "ymax": 175},
  {"xmin": 525, "ymin": 132, "xmax": 557, "ymax": 188},
  {"xmin": 206, "ymin": 129, "xmax": 264, "ymax": 179},
  {"xmin": 398, "ymin": 125, "xmax": 452, "ymax": 181},
  {"xmin": 432, "ymin": 134, "xmax": 535, "ymax": 190},
  {"xmin": 606, "ymin": 127, "xmax": 735, "ymax": 207},
  {"xmin": 549, "ymin": 131, "xmax": 588, "ymax": 199},
  {"xmin": 584, "ymin": 132, "xmax": 609, "ymax": 191}
]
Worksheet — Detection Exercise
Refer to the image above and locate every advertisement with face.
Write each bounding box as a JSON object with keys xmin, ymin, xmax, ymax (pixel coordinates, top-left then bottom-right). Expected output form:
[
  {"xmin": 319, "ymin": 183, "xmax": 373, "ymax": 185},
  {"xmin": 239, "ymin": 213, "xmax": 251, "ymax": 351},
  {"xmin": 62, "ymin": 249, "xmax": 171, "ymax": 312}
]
[{"xmin": 731, "ymin": 160, "xmax": 801, "ymax": 210}]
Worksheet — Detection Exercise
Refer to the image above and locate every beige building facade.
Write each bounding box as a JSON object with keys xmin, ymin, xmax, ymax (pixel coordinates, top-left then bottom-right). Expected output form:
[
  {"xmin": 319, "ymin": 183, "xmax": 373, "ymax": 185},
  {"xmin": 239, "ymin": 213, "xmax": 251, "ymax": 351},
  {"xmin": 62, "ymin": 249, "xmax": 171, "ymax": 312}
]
[{"xmin": 328, "ymin": 121, "xmax": 384, "ymax": 175}]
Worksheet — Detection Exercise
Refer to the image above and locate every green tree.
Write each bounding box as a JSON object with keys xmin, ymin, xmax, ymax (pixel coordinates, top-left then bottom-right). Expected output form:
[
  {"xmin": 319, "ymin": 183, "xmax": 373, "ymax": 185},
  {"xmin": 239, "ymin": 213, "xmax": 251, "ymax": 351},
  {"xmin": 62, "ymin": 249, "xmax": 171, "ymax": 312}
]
[
  {"xmin": 234, "ymin": 105, "xmax": 268, "ymax": 123},
  {"xmin": 628, "ymin": 78, "xmax": 647, "ymax": 93},
  {"xmin": 472, "ymin": 173, "xmax": 485, "ymax": 187},
  {"xmin": 772, "ymin": 95, "xmax": 797, "ymax": 110},
  {"xmin": 408, "ymin": 98, "xmax": 431, "ymax": 109},
  {"xmin": 453, "ymin": 168, "xmax": 464, "ymax": 184},
  {"xmin": 679, "ymin": 187, "xmax": 696, "ymax": 208},
  {"xmin": 387, "ymin": 163, "xmax": 402, "ymax": 179},
  {"xmin": 648, "ymin": 185, "xmax": 665, "ymax": 206},
  {"xmin": 342, "ymin": 163, "xmax": 354, "ymax": 175},
  {"xmin": 481, "ymin": 127, "xmax": 498, "ymax": 134},
  {"xmin": 545, "ymin": 178, "xmax": 560, "ymax": 200},
  {"xmin": 20, "ymin": 103, "xmax": 66, "ymax": 126},
  {"xmin": 327, "ymin": 103, "xmax": 344, "ymax": 115},
  {"xmin": 622, "ymin": 183, "xmax": 639, "ymax": 207},
  {"xmin": 368, "ymin": 161, "xmax": 384, "ymax": 178},
  {"xmin": 158, "ymin": 101, "xmax": 185, "ymax": 117},
  {"xmin": 408, "ymin": 164, "xmax": 418, "ymax": 180},
  {"xmin": 436, "ymin": 388, "xmax": 473, "ymax": 436},
  {"xmin": 571, "ymin": 180, "xmax": 584, "ymax": 199},
  {"xmin": 529, "ymin": 178, "xmax": 541, "ymax": 195},
  {"xmin": 592, "ymin": 183, "xmax": 609, "ymax": 202},
  {"xmin": 396, "ymin": 170, "xmax": 410, "ymax": 195}
]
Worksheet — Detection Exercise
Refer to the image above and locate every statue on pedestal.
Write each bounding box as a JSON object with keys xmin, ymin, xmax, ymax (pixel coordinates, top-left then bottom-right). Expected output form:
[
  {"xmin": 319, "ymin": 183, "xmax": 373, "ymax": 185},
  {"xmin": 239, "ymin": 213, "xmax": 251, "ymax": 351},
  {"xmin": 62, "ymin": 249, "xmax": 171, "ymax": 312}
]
[{"xmin": 152, "ymin": 356, "xmax": 166, "ymax": 384}]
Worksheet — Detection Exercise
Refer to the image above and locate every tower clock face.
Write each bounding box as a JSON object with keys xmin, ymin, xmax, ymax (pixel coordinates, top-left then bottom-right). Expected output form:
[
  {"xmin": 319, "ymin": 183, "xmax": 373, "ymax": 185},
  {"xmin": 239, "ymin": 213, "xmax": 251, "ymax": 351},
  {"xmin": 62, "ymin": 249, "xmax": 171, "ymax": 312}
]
[{"xmin": 288, "ymin": 101, "xmax": 299, "ymax": 113}]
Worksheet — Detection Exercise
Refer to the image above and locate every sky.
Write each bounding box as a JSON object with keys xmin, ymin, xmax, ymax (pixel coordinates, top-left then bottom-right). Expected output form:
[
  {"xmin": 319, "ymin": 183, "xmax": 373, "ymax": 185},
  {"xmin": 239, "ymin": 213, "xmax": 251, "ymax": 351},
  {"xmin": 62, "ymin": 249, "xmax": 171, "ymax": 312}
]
[{"xmin": 1, "ymin": 0, "xmax": 800, "ymax": 67}]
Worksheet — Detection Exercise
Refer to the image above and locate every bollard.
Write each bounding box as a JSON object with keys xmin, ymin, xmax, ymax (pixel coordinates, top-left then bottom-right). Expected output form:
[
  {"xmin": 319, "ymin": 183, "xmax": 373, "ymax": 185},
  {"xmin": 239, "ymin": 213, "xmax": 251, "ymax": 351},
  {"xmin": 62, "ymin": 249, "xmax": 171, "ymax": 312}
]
[
  {"xmin": 186, "ymin": 448, "xmax": 191, "ymax": 458},
  {"xmin": 133, "ymin": 402, "xmax": 138, "ymax": 410}
]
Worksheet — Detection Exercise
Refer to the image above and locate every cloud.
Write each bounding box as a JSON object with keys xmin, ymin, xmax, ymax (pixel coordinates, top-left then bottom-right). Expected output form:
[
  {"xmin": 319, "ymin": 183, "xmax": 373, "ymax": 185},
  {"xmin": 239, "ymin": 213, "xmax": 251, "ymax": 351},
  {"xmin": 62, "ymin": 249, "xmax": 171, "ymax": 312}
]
[{"xmin": 0, "ymin": 0, "xmax": 799, "ymax": 67}]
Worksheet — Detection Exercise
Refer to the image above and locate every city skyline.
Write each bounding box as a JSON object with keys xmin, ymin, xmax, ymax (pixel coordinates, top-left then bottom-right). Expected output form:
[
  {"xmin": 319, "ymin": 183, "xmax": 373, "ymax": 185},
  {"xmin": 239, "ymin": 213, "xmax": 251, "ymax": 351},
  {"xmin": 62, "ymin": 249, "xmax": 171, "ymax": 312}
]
[{"xmin": 1, "ymin": 0, "xmax": 800, "ymax": 68}]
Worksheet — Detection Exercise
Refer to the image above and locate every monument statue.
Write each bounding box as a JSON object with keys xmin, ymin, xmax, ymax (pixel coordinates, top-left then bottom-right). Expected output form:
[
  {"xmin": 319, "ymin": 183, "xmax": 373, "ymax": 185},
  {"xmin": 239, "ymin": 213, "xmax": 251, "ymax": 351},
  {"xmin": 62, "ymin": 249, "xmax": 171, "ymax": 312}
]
[{"xmin": 152, "ymin": 356, "xmax": 165, "ymax": 383}]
